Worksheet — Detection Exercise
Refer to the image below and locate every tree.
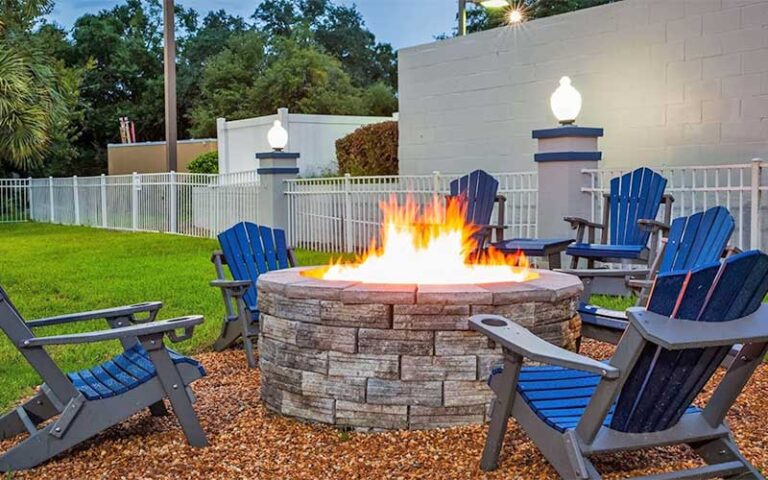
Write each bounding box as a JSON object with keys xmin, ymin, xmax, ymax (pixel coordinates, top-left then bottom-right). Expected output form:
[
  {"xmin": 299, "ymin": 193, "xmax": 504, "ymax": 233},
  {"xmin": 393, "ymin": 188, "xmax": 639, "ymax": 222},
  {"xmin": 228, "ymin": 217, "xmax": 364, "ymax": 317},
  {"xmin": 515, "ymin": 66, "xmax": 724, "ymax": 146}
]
[{"xmin": 252, "ymin": 0, "xmax": 397, "ymax": 89}]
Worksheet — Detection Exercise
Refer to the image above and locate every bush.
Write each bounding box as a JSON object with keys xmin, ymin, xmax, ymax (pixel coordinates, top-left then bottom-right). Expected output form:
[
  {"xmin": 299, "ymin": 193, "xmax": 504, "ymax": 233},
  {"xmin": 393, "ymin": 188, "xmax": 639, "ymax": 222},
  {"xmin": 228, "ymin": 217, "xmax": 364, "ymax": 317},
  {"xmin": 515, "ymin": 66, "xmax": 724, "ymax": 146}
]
[
  {"xmin": 187, "ymin": 151, "xmax": 219, "ymax": 174},
  {"xmin": 335, "ymin": 121, "xmax": 398, "ymax": 176}
]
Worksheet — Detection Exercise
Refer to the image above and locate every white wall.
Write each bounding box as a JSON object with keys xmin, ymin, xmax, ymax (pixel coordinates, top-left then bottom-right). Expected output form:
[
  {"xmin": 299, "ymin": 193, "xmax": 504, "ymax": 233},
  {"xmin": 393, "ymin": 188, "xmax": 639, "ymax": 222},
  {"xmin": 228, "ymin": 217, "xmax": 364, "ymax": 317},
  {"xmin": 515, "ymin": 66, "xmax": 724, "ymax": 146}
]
[
  {"xmin": 398, "ymin": 0, "xmax": 768, "ymax": 175},
  {"xmin": 217, "ymin": 108, "xmax": 397, "ymax": 176}
]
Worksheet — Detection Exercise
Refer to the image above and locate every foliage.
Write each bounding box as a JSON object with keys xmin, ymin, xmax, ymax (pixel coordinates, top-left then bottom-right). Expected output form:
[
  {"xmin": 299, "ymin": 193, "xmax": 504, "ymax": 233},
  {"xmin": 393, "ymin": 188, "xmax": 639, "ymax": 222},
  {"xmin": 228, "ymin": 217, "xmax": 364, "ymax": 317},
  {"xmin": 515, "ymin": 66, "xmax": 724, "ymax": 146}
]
[
  {"xmin": 189, "ymin": 32, "xmax": 398, "ymax": 137},
  {"xmin": 0, "ymin": 222, "xmax": 343, "ymax": 410},
  {"xmin": 457, "ymin": 0, "xmax": 623, "ymax": 36},
  {"xmin": 336, "ymin": 121, "xmax": 398, "ymax": 176},
  {"xmin": 0, "ymin": 1, "xmax": 83, "ymax": 172},
  {"xmin": 187, "ymin": 150, "xmax": 219, "ymax": 174},
  {"xmin": 252, "ymin": 0, "xmax": 397, "ymax": 89}
]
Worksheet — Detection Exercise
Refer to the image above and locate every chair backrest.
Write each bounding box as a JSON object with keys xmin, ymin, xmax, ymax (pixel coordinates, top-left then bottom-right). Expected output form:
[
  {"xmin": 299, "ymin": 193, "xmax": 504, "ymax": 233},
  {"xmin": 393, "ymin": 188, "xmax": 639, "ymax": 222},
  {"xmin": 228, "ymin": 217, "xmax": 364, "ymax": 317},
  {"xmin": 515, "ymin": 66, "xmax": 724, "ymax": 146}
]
[
  {"xmin": 659, "ymin": 206, "xmax": 734, "ymax": 274},
  {"xmin": 610, "ymin": 250, "xmax": 768, "ymax": 433},
  {"xmin": 218, "ymin": 222, "xmax": 291, "ymax": 309},
  {"xmin": 0, "ymin": 286, "xmax": 77, "ymax": 400},
  {"xmin": 609, "ymin": 167, "xmax": 668, "ymax": 246},
  {"xmin": 449, "ymin": 169, "xmax": 499, "ymax": 228}
]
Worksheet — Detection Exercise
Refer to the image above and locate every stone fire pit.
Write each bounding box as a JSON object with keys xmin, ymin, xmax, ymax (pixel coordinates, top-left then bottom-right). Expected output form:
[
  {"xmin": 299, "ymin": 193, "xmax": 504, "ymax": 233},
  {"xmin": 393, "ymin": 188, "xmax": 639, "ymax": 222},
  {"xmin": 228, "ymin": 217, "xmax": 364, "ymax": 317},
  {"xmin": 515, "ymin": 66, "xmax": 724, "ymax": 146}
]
[{"xmin": 257, "ymin": 267, "xmax": 582, "ymax": 430}]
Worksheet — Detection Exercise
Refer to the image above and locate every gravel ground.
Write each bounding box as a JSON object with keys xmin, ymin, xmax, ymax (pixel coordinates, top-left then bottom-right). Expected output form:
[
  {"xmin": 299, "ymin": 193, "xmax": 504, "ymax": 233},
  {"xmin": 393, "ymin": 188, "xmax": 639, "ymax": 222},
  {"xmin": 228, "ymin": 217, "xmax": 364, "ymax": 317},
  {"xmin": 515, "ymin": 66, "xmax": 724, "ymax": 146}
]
[{"xmin": 2, "ymin": 340, "xmax": 766, "ymax": 479}]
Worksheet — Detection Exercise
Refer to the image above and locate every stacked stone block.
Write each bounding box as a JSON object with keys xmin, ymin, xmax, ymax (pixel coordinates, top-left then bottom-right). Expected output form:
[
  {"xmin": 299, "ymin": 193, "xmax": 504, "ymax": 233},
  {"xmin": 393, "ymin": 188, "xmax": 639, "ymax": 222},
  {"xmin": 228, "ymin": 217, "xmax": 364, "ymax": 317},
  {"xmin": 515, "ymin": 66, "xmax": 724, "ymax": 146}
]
[{"xmin": 258, "ymin": 267, "xmax": 582, "ymax": 430}]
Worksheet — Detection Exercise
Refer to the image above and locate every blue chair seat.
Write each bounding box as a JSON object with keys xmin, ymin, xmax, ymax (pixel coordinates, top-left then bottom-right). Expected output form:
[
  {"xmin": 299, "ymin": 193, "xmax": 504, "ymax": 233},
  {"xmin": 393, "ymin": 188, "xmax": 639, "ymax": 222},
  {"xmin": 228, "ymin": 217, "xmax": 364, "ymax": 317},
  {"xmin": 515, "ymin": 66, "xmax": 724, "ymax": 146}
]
[
  {"xmin": 566, "ymin": 243, "xmax": 646, "ymax": 260},
  {"xmin": 489, "ymin": 365, "xmax": 700, "ymax": 433},
  {"xmin": 578, "ymin": 303, "xmax": 629, "ymax": 331},
  {"xmin": 67, "ymin": 344, "xmax": 206, "ymax": 401}
]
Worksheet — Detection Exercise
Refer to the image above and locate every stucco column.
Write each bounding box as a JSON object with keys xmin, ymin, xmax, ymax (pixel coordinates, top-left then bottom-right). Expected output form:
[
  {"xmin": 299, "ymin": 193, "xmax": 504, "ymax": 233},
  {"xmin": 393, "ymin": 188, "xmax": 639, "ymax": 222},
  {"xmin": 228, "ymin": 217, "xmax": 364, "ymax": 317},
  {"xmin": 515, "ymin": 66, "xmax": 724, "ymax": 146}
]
[
  {"xmin": 533, "ymin": 126, "xmax": 603, "ymax": 239},
  {"xmin": 256, "ymin": 151, "xmax": 299, "ymax": 230}
]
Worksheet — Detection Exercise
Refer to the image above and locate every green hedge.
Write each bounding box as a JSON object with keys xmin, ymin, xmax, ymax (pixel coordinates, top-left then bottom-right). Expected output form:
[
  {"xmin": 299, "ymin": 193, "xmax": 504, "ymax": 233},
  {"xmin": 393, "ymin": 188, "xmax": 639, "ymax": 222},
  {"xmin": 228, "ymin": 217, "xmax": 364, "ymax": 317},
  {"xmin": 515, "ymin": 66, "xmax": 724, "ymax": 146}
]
[
  {"xmin": 335, "ymin": 121, "xmax": 397, "ymax": 176},
  {"xmin": 187, "ymin": 151, "xmax": 219, "ymax": 174}
]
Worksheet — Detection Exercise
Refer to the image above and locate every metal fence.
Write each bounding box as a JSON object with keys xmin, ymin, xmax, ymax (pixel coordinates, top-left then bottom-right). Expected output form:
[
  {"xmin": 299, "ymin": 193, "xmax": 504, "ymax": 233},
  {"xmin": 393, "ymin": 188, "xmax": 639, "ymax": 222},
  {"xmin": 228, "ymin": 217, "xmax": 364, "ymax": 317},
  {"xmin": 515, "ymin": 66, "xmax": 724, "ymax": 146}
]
[
  {"xmin": 0, "ymin": 179, "xmax": 30, "ymax": 223},
  {"xmin": 284, "ymin": 172, "xmax": 538, "ymax": 253},
  {"xmin": 28, "ymin": 171, "xmax": 261, "ymax": 238},
  {"xmin": 582, "ymin": 159, "xmax": 767, "ymax": 251}
]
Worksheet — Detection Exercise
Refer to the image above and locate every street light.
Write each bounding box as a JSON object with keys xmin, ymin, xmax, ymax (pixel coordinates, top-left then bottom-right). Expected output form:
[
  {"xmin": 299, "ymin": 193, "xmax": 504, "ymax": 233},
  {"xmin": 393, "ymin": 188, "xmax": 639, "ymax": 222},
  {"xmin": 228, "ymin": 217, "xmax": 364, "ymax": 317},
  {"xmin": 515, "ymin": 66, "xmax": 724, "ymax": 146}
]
[{"xmin": 458, "ymin": 0, "xmax": 524, "ymax": 36}]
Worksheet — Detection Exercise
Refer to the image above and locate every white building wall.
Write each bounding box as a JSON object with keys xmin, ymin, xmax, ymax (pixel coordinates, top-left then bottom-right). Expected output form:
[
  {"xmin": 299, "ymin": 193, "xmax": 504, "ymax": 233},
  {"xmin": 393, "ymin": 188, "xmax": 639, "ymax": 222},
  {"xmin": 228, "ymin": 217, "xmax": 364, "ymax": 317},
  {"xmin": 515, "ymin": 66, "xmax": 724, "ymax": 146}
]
[
  {"xmin": 217, "ymin": 108, "xmax": 396, "ymax": 176},
  {"xmin": 398, "ymin": 0, "xmax": 768, "ymax": 175}
]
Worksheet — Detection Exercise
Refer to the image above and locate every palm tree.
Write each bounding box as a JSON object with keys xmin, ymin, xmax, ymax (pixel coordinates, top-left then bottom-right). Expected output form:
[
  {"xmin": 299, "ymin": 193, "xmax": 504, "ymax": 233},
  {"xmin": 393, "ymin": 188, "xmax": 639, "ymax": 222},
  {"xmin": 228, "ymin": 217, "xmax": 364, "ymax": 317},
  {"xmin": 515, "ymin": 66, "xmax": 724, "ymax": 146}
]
[{"xmin": 0, "ymin": 46, "xmax": 64, "ymax": 171}]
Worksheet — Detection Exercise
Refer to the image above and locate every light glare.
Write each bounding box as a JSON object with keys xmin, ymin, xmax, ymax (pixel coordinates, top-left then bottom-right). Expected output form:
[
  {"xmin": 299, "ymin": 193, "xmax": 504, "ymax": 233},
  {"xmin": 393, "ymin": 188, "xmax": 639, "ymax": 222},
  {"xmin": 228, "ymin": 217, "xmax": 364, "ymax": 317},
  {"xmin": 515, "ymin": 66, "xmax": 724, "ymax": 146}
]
[{"xmin": 507, "ymin": 9, "xmax": 524, "ymax": 24}]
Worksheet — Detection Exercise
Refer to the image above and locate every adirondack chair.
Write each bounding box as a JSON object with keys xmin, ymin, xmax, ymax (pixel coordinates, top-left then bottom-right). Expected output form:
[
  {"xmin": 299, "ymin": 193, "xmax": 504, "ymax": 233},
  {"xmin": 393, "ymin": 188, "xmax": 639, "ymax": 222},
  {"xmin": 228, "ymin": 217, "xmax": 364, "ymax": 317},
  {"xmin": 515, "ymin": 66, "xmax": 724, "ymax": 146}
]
[
  {"xmin": 564, "ymin": 167, "xmax": 673, "ymax": 300},
  {"xmin": 580, "ymin": 206, "xmax": 736, "ymax": 345},
  {"xmin": 210, "ymin": 222, "xmax": 297, "ymax": 368},
  {"xmin": 449, "ymin": 169, "xmax": 506, "ymax": 248},
  {"xmin": 470, "ymin": 249, "xmax": 768, "ymax": 479},
  {"xmin": 0, "ymin": 292, "xmax": 207, "ymax": 472}
]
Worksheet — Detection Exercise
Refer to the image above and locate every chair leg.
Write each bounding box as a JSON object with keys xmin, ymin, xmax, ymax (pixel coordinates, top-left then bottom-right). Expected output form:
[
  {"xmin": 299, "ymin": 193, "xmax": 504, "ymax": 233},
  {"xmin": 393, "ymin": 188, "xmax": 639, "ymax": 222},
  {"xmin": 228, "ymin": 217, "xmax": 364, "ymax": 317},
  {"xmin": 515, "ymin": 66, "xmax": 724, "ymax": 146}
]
[
  {"xmin": 691, "ymin": 437, "xmax": 765, "ymax": 479},
  {"xmin": 213, "ymin": 319, "xmax": 242, "ymax": 352},
  {"xmin": 144, "ymin": 341, "xmax": 208, "ymax": 448},
  {"xmin": 480, "ymin": 355, "xmax": 522, "ymax": 471}
]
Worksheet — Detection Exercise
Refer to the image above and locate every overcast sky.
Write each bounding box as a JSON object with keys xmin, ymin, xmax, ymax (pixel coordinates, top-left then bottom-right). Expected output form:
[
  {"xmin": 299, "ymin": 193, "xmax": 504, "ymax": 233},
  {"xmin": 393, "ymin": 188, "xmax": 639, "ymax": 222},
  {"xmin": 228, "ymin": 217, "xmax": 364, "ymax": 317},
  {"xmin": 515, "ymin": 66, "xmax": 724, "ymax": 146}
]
[{"xmin": 49, "ymin": 0, "xmax": 458, "ymax": 50}]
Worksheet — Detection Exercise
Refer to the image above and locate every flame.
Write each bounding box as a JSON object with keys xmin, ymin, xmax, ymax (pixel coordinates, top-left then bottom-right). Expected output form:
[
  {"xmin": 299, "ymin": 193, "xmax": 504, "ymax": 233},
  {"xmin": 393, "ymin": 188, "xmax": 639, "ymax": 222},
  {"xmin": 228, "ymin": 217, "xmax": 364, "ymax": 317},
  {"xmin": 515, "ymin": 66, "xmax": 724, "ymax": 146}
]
[{"xmin": 303, "ymin": 195, "xmax": 538, "ymax": 285}]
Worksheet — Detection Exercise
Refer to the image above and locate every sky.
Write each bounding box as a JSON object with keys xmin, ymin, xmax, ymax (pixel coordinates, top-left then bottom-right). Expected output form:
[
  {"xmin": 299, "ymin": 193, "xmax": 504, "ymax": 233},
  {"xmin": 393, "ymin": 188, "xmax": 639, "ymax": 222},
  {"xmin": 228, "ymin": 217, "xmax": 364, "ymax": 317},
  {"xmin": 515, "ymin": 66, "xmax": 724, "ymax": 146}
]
[{"xmin": 48, "ymin": 0, "xmax": 458, "ymax": 50}]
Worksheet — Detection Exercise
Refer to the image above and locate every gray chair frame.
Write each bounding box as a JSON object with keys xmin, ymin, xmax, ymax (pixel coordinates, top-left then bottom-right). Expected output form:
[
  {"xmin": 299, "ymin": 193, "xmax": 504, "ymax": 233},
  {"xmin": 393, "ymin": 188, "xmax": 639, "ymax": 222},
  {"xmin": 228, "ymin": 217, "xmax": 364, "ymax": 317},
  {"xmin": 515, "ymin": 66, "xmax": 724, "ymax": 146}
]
[
  {"xmin": 470, "ymin": 307, "xmax": 768, "ymax": 480},
  {"xmin": 0, "ymin": 297, "xmax": 208, "ymax": 472},
  {"xmin": 562, "ymin": 193, "xmax": 674, "ymax": 302},
  {"xmin": 210, "ymin": 248, "xmax": 297, "ymax": 368}
]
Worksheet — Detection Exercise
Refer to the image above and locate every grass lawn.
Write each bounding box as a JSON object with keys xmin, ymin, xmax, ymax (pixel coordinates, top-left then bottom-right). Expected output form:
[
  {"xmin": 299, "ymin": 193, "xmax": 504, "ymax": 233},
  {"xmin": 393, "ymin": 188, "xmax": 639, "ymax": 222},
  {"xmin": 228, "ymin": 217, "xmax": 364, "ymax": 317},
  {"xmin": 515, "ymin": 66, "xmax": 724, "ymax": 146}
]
[
  {"xmin": 0, "ymin": 222, "xmax": 635, "ymax": 411},
  {"xmin": 0, "ymin": 222, "xmax": 343, "ymax": 410}
]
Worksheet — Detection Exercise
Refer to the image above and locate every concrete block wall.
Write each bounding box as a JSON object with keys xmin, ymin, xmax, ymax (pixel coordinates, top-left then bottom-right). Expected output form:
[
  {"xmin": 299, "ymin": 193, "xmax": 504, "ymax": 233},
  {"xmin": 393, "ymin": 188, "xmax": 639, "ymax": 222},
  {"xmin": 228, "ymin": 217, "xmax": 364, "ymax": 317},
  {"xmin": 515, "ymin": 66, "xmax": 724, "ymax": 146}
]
[{"xmin": 398, "ymin": 0, "xmax": 768, "ymax": 174}]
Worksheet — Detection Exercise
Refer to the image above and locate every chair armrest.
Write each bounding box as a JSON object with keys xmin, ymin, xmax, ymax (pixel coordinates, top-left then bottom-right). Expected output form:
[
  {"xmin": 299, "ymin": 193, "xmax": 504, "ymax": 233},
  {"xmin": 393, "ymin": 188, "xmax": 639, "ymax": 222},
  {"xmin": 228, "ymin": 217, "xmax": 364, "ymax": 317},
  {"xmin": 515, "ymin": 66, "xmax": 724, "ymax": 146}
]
[
  {"xmin": 26, "ymin": 302, "xmax": 163, "ymax": 328},
  {"xmin": 20, "ymin": 316, "xmax": 204, "ymax": 348},
  {"xmin": 627, "ymin": 304, "xmax": 768, "ymax": 350},
  {"xmin": 626, "ymin": 278, "xmax": 653, "ymax": 289},
  {"xmin": 469, "ymin": 314, "xmax": 619, "ymax": 379},
  {"xmin": 210, "ymin": 279, "xmax": 253, "ymax": 297},
  {"xmin": 637, "ymin": 219, "xmax": 670, "ymax": 233},
  {"xmin": 563, "ymin": 217, "xmax": 604, "ymax": 230},
  {"xmin": 211, "ymin": 250, "xmax": 227, "ymax": 265}
]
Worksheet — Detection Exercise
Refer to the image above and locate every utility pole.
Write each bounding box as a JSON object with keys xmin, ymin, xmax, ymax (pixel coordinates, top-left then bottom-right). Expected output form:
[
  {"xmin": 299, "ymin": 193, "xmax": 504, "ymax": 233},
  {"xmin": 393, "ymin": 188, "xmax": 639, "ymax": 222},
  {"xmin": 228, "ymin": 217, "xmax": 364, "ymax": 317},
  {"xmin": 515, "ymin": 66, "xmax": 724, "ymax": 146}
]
[
  {"xmin": 458, "ymin": 0, "xmax": 467, "ymax": 36},
  {"xmin": 163, "ymin": 0, "xmax": 177, "ymax": 171}
]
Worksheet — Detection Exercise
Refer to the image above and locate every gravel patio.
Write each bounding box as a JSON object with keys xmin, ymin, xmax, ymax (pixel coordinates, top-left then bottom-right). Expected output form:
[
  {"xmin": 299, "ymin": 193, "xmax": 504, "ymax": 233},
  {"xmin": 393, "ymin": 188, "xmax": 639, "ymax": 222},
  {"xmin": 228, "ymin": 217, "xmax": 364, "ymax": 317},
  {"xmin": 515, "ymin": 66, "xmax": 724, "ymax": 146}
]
[{"xmin": 3, "ymin": 340, "xmax": 766, "ymax": 480}]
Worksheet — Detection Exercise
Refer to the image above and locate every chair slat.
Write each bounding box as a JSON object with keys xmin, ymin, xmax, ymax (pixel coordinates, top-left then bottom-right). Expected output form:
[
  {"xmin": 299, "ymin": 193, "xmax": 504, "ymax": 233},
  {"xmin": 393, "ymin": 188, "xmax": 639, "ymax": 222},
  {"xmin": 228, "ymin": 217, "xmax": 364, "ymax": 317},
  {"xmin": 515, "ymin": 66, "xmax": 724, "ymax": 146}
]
[
  {"xmin": 258, "ymin": 225, "xmax": 279, "ymax": 271},
  {"xmin": 274, "ymin": 229, "xmax": 290, "ymax": 268},
  {"xmin": 611, "ymin": 251, "xmax": 768, "ymax": 433}
]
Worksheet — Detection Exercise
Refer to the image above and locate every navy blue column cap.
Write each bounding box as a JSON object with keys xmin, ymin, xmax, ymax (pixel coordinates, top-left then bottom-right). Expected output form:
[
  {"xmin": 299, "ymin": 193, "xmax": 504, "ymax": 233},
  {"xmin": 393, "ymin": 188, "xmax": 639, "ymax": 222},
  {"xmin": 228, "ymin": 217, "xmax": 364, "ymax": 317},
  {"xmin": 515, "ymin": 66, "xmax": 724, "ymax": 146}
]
[
  {"xmin": 257, "ymin": 167, "xmax": 300, "ymax": 175},
  {"xmin": 255, "ymin": 151, "xmax": 300, "ymax": 159},
  {"xmin": 532, "ymin": 127, "xmax": 604, "ymax": 139},
  {"xmin": 534, "ymin": 151, "xmax": 602, "ymax": 162}
]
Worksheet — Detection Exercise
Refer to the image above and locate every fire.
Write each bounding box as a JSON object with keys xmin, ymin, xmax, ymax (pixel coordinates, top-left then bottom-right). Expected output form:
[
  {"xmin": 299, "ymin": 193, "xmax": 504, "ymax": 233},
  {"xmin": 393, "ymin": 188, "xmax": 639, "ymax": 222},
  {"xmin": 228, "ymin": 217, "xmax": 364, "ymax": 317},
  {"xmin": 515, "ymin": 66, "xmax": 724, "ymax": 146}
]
[{"xmin": 303, "ymin": 195, "xmax": 538, "ymax": 285}]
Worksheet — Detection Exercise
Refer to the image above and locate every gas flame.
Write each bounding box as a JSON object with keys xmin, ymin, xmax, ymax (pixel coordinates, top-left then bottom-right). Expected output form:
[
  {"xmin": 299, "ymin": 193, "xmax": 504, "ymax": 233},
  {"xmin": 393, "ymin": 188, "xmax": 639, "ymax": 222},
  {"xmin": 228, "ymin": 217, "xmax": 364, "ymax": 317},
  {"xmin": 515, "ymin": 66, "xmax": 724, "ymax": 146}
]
[{"xmin": 303, "ymin": 195, "xmax": 538, "ymax": 285}]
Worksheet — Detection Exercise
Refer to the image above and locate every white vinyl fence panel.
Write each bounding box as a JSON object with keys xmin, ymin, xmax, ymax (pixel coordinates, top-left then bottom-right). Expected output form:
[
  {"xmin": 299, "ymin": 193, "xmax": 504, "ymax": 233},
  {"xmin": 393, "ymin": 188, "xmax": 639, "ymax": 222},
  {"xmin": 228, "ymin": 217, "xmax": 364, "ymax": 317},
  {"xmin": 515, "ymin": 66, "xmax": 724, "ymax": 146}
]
[
  {"xmin": 582, "ymin": 159, "xmax": 767, "ymax": 251},
  {"xmin": 285, "ymin": 172, "xmax": 538, "ymax": 253},
  {"xmin": 27, "ymin": 172, "xmax": 261, "ymax": 238}
]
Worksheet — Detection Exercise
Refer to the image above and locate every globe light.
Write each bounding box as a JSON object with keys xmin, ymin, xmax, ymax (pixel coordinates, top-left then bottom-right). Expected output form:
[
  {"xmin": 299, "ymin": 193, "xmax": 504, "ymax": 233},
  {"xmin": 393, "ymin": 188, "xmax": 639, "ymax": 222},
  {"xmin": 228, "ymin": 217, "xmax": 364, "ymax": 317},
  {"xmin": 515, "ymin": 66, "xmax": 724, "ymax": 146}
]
[
  {"xmin": 267, "ymin": 120, "xmax": 288, "ymax": 151},
  {"xmin": 479, "ymin": 0, "xmax": 509, "ymax": 7},
  {"xmin": 550, "ymin": 76, "xmax": 582, "ymax": 125}
]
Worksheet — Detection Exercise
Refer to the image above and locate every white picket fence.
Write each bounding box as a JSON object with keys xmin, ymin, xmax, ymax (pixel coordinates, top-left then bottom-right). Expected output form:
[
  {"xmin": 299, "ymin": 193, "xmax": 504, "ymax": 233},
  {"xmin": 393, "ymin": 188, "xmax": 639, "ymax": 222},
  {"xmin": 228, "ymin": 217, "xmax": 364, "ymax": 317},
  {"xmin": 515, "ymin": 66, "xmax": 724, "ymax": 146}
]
[
  {"xmin": 27, "ymin": 171, "xmax": 261, "ymax": 238},
  {"xmin": 284, "ymin": 172, "xmax": 538, "ymax": 253},
  {"xmin": 582, "ymin": 159, "xmax": 767, "ymax": 251}
]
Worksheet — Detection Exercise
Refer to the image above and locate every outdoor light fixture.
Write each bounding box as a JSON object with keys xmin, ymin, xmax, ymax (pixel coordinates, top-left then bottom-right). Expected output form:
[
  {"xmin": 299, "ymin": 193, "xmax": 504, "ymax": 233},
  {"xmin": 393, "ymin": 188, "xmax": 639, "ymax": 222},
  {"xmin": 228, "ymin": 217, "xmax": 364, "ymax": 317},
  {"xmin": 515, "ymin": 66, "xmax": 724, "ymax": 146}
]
[
  {"xmin": 479, "ymin": 0, "xmax": 509, "ymax": 7},
  {"xmin": 267, "ymin": 120, "xmax": 289, "ymax": 151},
  {"xmin": 550, "ymin": 76, "xmax": 582, "ymax": 125},
  {"xmin": 507, "ymin": 8, "xmax": 524, "ymax": 24}
]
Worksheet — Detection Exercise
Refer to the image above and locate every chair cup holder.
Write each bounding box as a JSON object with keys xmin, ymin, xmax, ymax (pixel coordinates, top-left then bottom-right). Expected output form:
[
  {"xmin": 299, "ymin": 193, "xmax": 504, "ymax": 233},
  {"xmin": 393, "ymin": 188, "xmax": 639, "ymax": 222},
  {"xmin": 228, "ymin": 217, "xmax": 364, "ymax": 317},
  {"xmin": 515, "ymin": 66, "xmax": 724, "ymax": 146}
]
[{"xmin": 481, "ymin": 318, "xmax": 508, "ymax": 327}]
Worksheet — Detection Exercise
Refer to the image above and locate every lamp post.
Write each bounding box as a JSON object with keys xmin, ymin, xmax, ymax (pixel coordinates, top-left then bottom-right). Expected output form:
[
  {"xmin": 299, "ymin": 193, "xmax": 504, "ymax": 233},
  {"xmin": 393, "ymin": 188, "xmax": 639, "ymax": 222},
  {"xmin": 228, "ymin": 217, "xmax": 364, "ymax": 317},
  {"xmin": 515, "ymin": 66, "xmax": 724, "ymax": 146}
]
[
  {"xmin": 458, "ymin": 0, "xmax": 517, "ymax": 36},
  {"xmin": 163, "ymin": 0, "xmax": 177, "ymax": 172}
]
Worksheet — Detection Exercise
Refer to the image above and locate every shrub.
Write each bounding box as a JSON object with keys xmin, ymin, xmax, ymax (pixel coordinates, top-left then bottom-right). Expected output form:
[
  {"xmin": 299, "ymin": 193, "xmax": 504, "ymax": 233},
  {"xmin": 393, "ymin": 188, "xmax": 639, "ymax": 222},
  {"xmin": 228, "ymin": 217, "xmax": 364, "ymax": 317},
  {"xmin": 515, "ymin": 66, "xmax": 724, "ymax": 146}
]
[
  {"xmin": 335, "ymin": 121, "xmax": 398, "ymax": 176},
  {"xmin": 187, "ymin": 151, "xmax": 219, "ymax": 174}
]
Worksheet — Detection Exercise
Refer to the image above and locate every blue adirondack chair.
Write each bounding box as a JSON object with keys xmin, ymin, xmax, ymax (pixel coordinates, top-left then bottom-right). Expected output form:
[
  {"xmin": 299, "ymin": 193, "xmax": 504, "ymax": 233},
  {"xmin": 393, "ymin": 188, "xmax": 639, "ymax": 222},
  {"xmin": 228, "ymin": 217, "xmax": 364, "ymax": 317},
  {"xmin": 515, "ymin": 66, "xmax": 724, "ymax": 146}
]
[
  {"xmin": 580, "ymin": 206, "xmax": 736, "ymax": 345},
  {"xmin": 210, "ymin": 222, "xmax": 297, "ymax": 368},
  {"xmin": 564, "ymin": 167, "xmax": 673, "ymax": 300},
  {"xmin": 449, "ymin": 169, "xmax": 506, "ymax": 248},
  {"xmin": 471, "ymin": 249, "xmax": 768, "ymax": 479},
  {"xmin": 0, "ymin": 294, "xmax": 207, "ymax": 471}
]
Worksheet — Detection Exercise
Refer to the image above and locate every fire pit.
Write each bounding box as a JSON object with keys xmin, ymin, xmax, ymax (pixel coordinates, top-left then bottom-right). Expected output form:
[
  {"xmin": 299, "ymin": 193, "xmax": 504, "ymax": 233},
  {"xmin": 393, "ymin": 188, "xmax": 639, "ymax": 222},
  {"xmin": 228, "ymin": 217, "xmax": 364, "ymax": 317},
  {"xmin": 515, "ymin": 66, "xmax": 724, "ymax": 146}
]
[{"xmin": 258, "ymin": 196, "xmax": 581, "ymax": 429}]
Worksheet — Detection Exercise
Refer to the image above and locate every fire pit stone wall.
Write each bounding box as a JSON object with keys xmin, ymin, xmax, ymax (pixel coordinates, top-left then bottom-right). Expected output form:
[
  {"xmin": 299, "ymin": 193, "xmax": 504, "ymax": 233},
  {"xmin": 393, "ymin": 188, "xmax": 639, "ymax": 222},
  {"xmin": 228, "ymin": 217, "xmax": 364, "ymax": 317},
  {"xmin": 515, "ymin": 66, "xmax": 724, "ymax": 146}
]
[{"xmin": 257, "ymin": 267, "xmax": 582, "ymax": 430}]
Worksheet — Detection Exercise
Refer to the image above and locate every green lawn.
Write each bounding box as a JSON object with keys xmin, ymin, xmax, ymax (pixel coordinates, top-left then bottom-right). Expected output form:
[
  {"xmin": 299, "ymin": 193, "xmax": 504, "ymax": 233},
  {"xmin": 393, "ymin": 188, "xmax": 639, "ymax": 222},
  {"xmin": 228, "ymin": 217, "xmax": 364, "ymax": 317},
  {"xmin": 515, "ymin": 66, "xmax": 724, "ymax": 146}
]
[
  {"xmin": 0, "ymin": 222, "xmax": 340, "ymax": 410},
  {"xmin": 0, "ymin": 222, "xmax": 635, "ymax": 411}
]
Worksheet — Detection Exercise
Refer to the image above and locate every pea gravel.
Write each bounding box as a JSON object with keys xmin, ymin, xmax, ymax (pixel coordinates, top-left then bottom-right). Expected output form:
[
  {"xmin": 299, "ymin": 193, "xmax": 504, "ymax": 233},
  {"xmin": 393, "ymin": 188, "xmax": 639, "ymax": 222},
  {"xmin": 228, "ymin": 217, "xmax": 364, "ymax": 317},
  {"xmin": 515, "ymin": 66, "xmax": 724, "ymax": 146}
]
[{"xmin": 2, "ymin": 340, "xmax": 766, "ymax": 479}]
